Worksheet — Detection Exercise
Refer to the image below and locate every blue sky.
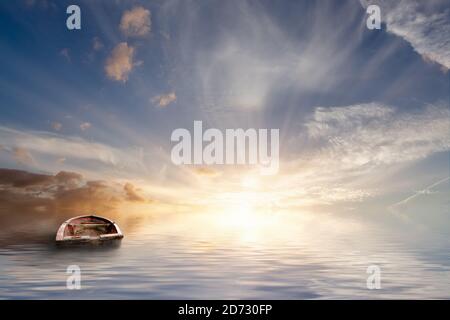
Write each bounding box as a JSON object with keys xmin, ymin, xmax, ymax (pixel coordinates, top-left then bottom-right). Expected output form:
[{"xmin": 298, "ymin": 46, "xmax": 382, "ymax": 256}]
[{"xmin": 0, "ymin": 0, "xmax": 449, "ymax": 232}]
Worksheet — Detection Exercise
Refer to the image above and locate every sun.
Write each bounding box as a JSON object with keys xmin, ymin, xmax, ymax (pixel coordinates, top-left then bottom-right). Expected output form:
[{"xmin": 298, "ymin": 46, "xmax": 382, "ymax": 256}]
[{"xmin": 213, "ymin": 175, "xmax": 275, "ymax": 233}]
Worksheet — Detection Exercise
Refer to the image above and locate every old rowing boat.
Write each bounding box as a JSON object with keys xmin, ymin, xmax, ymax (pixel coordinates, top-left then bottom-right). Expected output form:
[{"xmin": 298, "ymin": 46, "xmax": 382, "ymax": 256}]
[{"xmin": 56, "ymin": 215, "xmax": 123, "ymax": 244}]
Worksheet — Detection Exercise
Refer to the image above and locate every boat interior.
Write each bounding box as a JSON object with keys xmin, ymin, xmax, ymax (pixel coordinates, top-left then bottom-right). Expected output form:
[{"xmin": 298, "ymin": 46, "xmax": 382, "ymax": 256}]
[{"xmin": 64, "ymin": 216, "xmax": 119, "ymax": 238}]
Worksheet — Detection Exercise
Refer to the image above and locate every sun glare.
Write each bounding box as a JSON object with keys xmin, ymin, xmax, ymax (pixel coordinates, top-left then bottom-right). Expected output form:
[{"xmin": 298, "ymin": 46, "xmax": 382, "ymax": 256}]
[{"xmin": 240, "ymin": 175, "xmax": 260, "ymax": 189}]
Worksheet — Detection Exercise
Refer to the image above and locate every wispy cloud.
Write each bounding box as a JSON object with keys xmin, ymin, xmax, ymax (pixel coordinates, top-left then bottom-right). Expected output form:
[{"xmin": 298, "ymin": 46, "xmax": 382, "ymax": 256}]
[
  {"xmin": 305, "ymin": 102, "xmax": 450, "ymax": 167},
  {"xmin": 0, "ymin": 126, "xmax": 147, "ymax": 178},
  {"xmin": 360, "ymin": 0, "xmax": 450, "ymax": 70},
  {"xmin": 163, "ymin": 0, "xmax": 365, "ymax": 114},
  {"xmin": 263, "ymin": 101, "xmax": 450, "ymax": 208}
]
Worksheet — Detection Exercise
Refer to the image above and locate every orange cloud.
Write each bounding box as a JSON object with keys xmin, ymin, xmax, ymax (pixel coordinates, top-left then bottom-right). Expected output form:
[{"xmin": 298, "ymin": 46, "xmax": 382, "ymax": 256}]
[
  {"xmin": 119, "ymin": 6, "xmax": 151, "ymax": 37},
  {"xmin": 151, "ymin": 92, "xmax": 176, "ymax": 107},
  {"xmin": 105, "ymin": 42, "xmax": 136, "ymax": 82},
  {"xmin": 124, "ymin": 182, "xmax": 147, "ymax": 202}
]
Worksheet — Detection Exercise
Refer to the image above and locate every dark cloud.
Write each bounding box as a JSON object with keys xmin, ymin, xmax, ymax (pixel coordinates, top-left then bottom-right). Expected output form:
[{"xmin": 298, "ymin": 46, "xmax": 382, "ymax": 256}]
[
  {"xmin": 0, "ymin": 168, "xmax": 83, "ymax": 188},
  {"xmin": 0, "ymin": 168, "xmax": 54, "ymax": 187}
]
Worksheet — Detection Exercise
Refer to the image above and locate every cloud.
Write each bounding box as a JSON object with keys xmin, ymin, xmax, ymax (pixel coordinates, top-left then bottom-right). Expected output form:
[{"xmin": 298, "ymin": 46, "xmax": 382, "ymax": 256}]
[
  {"xmin": 0, "ymin": 125, "xmax": 147, "ymax": 177},
  {"xmin": 262, "ymin": 101, "xmax": 450, "ymax": 208},
  {"xmin": 105, "ymin": 42, "xmax": 137, "ymax": 82},
  {"xmin": 0, "ymin": 168, "xmax": 57, "ymax": 187},
  {"xmin": 51, "ymin": 122, "xmax": 62, "ymax": 131},
  {"xmin": 12, "ymin": 147, "xmax": 34, "ymax": 165},
  {"xmin": 162, "ymin": 0, "xmax": 367, "ymax": 115},
  {"xmin": 360, "ymin": 0, "xmax": 450, "ymax": 70},
  {"xmin": 124, "ymin": 182, "xmax": 147, "ymax": 202},
  {"xmin": 119, "ymin": 6, "xmax": 151, "ymax": 37},
  {"xmin": 56, "ymin": 157, "xmax": 66, "ymax": 164},
  {"xmin": 0, "ymin": 168, "xmax": 84, "ymax": 189},
  {"xmin": 305, "ymin": 102, "xmax": 450, "ymax": 167},
  {"xmin": 80, "ymin": 122, "xmax": 91, "ymax": 131},
  {"xmin": 307, "ymin": 103, "xmax": 394, "ymax": 129},
  {"xmin": 151, "ymin": 92, "xmax": 177, "ymax": 107}
]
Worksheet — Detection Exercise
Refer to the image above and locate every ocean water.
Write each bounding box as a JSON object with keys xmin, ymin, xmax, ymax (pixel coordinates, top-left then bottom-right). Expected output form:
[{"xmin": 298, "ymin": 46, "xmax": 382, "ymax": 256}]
[{"xmin": 0, "ymin": 212, "xmax": 449, "ymax": 299}]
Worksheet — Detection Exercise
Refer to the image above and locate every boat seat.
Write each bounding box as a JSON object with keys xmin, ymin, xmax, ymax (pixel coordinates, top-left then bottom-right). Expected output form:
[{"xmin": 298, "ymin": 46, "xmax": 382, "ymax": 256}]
[{"xmin": 77, "ymin": 223, "xmax": 110, "ymax": 227}]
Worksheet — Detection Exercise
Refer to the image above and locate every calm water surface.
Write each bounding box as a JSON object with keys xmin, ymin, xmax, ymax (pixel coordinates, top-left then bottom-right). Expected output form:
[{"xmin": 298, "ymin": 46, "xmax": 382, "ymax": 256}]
[{"xmin": 0, "ymin": 212, "xmax": 449, "ymax": 299}]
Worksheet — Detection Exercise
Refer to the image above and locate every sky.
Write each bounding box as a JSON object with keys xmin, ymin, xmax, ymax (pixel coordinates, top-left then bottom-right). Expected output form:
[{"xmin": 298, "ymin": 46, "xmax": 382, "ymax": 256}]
[{"xmin": 0, "ymin": 0, "xmax": 449, "ymax": 235}]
